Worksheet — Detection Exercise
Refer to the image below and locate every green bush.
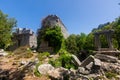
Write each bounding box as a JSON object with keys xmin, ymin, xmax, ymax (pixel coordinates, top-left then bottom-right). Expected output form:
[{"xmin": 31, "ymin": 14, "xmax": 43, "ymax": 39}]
[
  {"xmin": 59, "ymin": 52, "xmax": 76, "ymax": 69},
  {"xmin": 34, "ymin": 62, "xmax": 42, "ymax": 77},
  {"xmin": 49, "ymin": 58, "xmax": 61, "ymax": 67},
  {"xmin": 37, "ymin": 26, "xmax": 64, "ymax": 53},
  {"xmin": 105, "ymin": 72, "xmax": 117, "ymax": 79},
  {"xmin": 49, "ymin": 49, "xmax": 77, "ymax": 69},
  {"xmin": 38, "ymin": 52, "xmax": 50, "ymax": 61}
]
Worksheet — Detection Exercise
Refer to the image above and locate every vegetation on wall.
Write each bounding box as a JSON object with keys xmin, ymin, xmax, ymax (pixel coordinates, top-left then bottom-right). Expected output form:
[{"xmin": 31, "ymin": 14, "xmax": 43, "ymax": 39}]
[{"xmin": 37, "ymin": 26, "xmax": 64, "ymax": 53}]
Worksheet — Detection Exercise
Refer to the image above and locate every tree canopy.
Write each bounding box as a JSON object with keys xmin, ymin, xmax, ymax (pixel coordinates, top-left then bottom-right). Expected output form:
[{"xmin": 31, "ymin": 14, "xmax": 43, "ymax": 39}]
[{"xmin": 0, "ymin": 10, "xmax": 16, "ymax": 49}]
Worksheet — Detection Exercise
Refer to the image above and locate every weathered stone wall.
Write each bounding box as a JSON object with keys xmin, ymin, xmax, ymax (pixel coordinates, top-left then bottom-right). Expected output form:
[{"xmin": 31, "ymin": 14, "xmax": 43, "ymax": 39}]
[
  {"xmin": 9, "ymin": 28, "xmax": 37, "ymax": 50},
  {"xmin": 41, "ymin": 15, "xmax": 69, "ymax": 38},
  {"xmin": 37, "ymin": 15, "xmax": 69, "ymax": 53}
]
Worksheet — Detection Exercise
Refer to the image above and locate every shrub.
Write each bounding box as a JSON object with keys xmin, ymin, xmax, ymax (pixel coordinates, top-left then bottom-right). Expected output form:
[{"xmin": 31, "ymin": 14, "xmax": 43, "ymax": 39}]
[
  {"xmin": 105, "ymin": 72, "xmax": 117, "ymax": 79},
  {"xmin": 49, "ymin": 58, "xmax": 61, "ymax": 67},
  {"xmin": 34, "ymin": 62, "xmax": 42, "ymax": 77},
  {"xmin": 37, "ymin": 26, "xmax": 64, "ymax": 53},
  {"xmin": 49, "ymin": 49, "xmax": 77, "ymax": 69},
  {"xmin": 38, "ymin": 52, "xmax": 50, "ymax": 61}
]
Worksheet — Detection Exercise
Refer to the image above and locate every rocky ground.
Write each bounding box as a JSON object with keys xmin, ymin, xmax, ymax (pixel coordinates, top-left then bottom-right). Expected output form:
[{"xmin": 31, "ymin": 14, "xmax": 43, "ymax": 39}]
[{"xmin": 0, "ymin": 49, "xmax": 120, "ymax": 80}]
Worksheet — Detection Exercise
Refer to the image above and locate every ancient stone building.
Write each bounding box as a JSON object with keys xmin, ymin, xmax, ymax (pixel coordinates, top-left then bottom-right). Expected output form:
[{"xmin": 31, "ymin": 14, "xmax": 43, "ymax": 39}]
[
  {"xmin": 41, "ymin": 15, "xmax": 69, "ymax": 38},
  {"xmin": 37, "ymin": 15, "xmax": 69, "ymax": 53},
  {"xmin": 94, "ymin": 29, "xmax": 114, "ymax": 51},
  {"xmin": 9, "ymin": 28, "xmax": 37, "ymax": 50},
  {"xmin": 93, "ymin": 29, "xmax": 120, "ymax": 56}
]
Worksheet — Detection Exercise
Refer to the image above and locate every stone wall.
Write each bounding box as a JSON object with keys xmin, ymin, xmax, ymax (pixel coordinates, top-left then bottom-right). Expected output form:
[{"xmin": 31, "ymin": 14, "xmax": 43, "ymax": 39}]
[
  {"xmin": 37, "ymin": 15, "xmax": 69, "ymax": 53},
  {"xmin": 41, "ymin": 15, "xmax": 69, "ymax": 38},
  {"xmin": 9, "ymin": 28, "xmax": 37, "ymax": 50}
]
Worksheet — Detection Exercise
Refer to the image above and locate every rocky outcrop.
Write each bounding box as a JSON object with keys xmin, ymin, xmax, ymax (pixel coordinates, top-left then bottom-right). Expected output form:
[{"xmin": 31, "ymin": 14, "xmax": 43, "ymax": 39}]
[
  {"xmin": 95, "ymin": 53, "xmax": 118, "ymax": 63},
  {"xmin": 38, "ymin": 64, "xmax": 54, "ymax": 75},
  {"xmin": 0, "ymin": 49, "xmax": 8, "ymax": 56}
]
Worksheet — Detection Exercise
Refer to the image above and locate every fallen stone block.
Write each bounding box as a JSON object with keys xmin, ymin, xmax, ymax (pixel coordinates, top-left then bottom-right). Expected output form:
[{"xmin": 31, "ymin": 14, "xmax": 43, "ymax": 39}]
[
  {"xmin": 95, "ymin": 54, "xmax": 118, "ymax": 63},
  {"xmin": 86, "ymin": 62, "xmax": 93, "ymax": 70},
  {"xmin": 71, "ymin": 54, "xmax": 81, "ymax": 66},
  {"xmin": 80, "ymin": 55, "xmax": 94, "ymax": 67},
  {"xmin": 94, "ymin": 58, "xmax": 101, "ymax": 66}
]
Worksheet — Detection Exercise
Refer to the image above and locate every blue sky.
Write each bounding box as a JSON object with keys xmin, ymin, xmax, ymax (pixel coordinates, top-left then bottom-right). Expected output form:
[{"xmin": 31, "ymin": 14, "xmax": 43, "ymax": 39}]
[{"xmin": 0, "ymin": 0, "xmax": 120, "ymax": 34}]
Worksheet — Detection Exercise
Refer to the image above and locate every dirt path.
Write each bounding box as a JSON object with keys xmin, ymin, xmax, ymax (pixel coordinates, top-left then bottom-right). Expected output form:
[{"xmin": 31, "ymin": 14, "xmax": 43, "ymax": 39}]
[{"xmin": 0, "ymin": 54, "xmax": 49, "ymax": 80}]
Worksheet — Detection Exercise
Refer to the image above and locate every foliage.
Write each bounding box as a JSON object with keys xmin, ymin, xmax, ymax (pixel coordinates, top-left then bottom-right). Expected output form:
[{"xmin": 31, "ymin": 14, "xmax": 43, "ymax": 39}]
[
  {"xmin": 59, "ymin": 51, "xmax": 76, "ymax": 69},
  {"xmin": 49, "ymin": 58, "xmax": 61, "ymax": 67},
  {"xmin": 34, "ymin": 62, "xmax": 42, "ymax": 77},
  {"xmin": 49, "ymin": 49, "xmax": 77, "ymax": 69},
  {"xmin": 38, "ymin": 52, "xmax": 50, "ymax": 61},
  {"xmin": 0, "ymin": 10, "xmax": 17, "ymax": 49},
  {"xmin": 37, "ymin": 26, "xmax": 64, "ymax": 53},
  {"xmin": 105, "ymin": 72, "xmax": 117, "ymax": 79},
  {"xmin": 65, "ymin": 34, "xmax": 79, "ymax": 54},
  {"xmin": 65, "ymin": 33, "xmax": 94, "ymax": 56},
  {"xmin": 34, "ymin": 52, "xmax": 50, "ymax": 77},
  {"xmin": 84, "ymin": 33, "xmax": 95, "ymax": 51},
  {"xmin": 76, "ymin": 33, "xmax": 87, "ymax": 50},
  {"xmin": 114, "ymin": 25, "xmax": 120, "ymax": 49}
]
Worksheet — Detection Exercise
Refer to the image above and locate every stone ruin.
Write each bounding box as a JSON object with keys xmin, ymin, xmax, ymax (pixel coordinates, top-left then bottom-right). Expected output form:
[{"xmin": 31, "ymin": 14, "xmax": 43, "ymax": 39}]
[
  {"xmin": 9, "ymin": 28, "xmax": 37, "ymax": 50},
  {"xmin": 94, "ymin": 29, "xmax": 114, "ymax": 51},
  {"xmin": 37, "ymin": 15, "xmax": 69, "ymax": 53},
  {"xmin": 41, "ymin": 15, "xmax": 69, "ymax": 38},
  {"xmin": 94, "ymin": 29, "xmax": 120, "ymax": 56}
]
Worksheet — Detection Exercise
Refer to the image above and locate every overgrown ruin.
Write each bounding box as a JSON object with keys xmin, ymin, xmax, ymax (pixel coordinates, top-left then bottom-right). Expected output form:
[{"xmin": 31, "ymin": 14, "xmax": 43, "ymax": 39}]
[
  {"xmin": 41, "ymin": 15, "xmax": 69, "ymax": 38},
  {"xmin": 94, "ymin": 29, "xmax": 114, "ymax": 51},
  {"xmin": 9, "ymin": 28, "xmax": 37, "ymax": 51},
  {"xmin": 37, "ymin": 15, "xmax": 69, "ymax": 53},
  {"xmin": 94, "ymin": 29, "xmax": 120, "ymax": 56}
]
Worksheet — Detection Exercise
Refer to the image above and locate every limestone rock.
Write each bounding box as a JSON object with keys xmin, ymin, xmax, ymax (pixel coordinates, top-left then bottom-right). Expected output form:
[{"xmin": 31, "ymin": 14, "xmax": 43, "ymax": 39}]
[
  {"xmin": 94, "ymin": 58, "xmax": 101, "ymax": 66},
  {"xmin": 77, "ymin": 67, "xmax": 90, "ymax": 75},
  {"xmin": 71, "ymin": 54, "xmax": 81, "ymax": 66},
  {"xmin": 101, "ymin": 62, "xmax": 120, "ymax": 74},
  {"xmin": 20, "ymin": 60, "xmax": 28, "ymax": 65},
  {"xmin": 95, "ymin": 54, "xmax": 118, "ymax": 63},
  {"xmin": 38, "ymin": 64, "xmax": 54, "ymax": 75},
  {"xmin": 80, "ymin": 55, "xmax": 94, "ymax": 67},
  {"xmin": 48, "ymin": 67, "xmax": 69, "ymax": 80},
  {"xmin": 0, "ymin": 49, "xmax": 8, "ymax": 56}
]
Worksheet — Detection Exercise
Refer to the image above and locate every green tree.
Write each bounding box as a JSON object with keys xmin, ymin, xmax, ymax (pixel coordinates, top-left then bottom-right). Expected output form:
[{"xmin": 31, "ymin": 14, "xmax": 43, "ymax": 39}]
[
  {"xmin": 0, "ymin": 10, "xmax": 16, "ymax": 49},
  {"xmin": 114, "ymin": 25, "xmax": 120, "ymax": 49},
  {"xmin": 76, "ymin": 33, "xmax": 87, "ymax": 50},
  {"xmin": 65, "ymin": 34, "xmax": 79, "ymax": 54},
  {"xmin": 84, "ymin": 33, "xmax": 95, "ymax": 51}
]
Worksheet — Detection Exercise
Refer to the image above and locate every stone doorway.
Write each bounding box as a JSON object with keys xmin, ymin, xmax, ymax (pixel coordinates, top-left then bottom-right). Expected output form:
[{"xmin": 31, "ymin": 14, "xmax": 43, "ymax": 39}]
[{"xmin": 94, "ymin": 29, "xmax": 114, "ymax": 51}]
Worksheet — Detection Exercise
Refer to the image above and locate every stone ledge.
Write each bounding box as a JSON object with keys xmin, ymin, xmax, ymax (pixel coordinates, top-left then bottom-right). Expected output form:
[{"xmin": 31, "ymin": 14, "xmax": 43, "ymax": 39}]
[{"xmin": 93, "ymin": 51, "xmax": 120, "ymax": 56}]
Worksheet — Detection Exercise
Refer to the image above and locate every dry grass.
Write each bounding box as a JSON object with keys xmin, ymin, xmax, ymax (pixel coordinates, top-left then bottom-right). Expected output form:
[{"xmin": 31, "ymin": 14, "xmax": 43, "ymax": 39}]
[{"xmin": 13, "ymin": 46, "xmax": 33, "ymax": 59}]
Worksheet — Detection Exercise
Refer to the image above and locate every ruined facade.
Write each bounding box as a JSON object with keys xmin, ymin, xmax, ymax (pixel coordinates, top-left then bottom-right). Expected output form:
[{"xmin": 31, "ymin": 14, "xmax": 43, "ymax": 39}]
[
  {"xmin": 94, "ymin": 29, "xmax": 114, "ymax": 51},
  {"xmin": 38, "ymin": 15, "xmax": 69, "ymax": 53},
  {"xmin": 41, "ymin": 15, "xmax": 69, "ymax": 38},
  {"xmin": 9, "ymin": 28, "xmax": 37, "ymax": 50},
  {"xmin": 93, "ymin": 29, "xmax": 120, "ymax": 56}
]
